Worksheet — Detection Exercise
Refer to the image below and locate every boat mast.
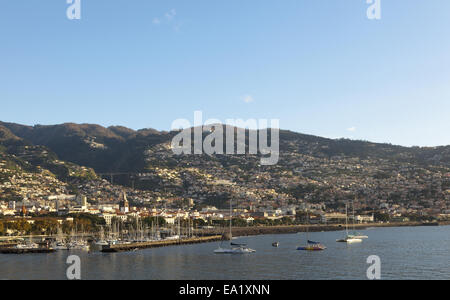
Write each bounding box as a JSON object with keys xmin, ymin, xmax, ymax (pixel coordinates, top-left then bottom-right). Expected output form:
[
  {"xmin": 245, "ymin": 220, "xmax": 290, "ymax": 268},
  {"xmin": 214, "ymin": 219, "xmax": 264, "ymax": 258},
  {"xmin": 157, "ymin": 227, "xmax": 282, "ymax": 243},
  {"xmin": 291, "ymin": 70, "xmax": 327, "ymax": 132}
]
[
  {"xmin": 306, "ymin": 210, "xmax": 310, "ymax": 241},
  {"xmin": 345, "ymin": 202, "xmax": 349, "ymax": 236},
  {"xmin": 352, "ymin": 198, "xmax": 356, "ymax": 232},
  {"xmin": 229, "ymin": 198, "xmax": 232, "ymax": 242}
]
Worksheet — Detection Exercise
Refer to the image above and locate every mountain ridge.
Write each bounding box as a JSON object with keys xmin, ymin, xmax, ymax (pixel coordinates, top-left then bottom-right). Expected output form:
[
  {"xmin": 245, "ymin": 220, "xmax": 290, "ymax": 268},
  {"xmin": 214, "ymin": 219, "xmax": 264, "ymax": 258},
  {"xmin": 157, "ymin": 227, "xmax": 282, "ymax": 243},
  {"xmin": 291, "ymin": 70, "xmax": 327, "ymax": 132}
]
[
  {"xmin": 1, "ymin": 121, "xmax": 450, "ymax": 209},
  {"xmin": 2, "ymin": 121, "xmax": 450, "ymax": 174}
]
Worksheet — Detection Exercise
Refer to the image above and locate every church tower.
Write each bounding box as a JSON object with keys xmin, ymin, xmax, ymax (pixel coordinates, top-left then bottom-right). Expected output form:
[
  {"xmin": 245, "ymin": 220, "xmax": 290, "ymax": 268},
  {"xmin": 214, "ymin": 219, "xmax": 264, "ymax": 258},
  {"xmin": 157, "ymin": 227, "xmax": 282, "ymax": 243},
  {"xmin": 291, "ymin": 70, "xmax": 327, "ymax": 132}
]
[{"xmin": 120, "ymin": 192, "xmax": 129, "ymax": 213}]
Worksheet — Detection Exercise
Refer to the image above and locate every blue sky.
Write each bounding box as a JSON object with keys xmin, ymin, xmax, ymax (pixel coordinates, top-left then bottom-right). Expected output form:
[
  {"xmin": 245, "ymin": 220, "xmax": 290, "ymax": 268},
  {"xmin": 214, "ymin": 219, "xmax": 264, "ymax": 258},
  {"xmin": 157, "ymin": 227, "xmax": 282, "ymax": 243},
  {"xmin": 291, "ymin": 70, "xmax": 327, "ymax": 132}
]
[{"xmin": 0, "ymin": 0, "xmax": 449, "ymax": 147}]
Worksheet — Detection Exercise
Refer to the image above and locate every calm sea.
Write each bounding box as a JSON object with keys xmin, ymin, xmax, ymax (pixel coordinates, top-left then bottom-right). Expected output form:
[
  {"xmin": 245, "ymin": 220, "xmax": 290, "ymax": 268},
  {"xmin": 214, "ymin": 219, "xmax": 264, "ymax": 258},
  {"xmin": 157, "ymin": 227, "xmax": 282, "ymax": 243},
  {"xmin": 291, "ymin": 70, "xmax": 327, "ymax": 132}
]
[{"xmin": 0, "ymin": 225, "xmax": 449, "ymax": 280}]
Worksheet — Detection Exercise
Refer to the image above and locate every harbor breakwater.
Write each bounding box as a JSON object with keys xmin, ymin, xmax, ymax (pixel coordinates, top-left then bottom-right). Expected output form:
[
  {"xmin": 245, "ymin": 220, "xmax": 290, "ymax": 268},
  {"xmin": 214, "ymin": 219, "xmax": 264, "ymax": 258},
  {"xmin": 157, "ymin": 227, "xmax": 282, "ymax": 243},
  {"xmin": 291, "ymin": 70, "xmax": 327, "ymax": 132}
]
[
  {"xmin": 201, "ymin": 221, "xmax": 448, "ymax": 238},
  {"xmin": 101, "ymin": 235, "xmax": 223, "ymax": 253}
]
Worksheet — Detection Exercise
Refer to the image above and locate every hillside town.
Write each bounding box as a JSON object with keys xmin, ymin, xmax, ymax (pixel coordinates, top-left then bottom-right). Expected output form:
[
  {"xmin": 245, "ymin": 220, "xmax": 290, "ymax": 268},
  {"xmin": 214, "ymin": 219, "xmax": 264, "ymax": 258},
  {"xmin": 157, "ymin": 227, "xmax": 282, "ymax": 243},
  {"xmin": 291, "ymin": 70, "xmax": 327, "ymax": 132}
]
[
  {"xmin": 1, "ymin": 126, "xmax": 450, "ymax": 233},
  {"xmin": 1, "ymin": 160, "xmax": 450, "ymax": 233}
]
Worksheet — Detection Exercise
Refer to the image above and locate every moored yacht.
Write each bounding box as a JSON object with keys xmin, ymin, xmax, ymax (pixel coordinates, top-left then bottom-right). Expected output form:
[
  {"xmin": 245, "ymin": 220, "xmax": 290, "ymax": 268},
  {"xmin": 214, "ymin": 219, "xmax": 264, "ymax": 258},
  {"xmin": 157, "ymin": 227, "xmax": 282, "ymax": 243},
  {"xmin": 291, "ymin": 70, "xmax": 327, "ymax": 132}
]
[
  {"xmin": 336, "ymin": 202, "xmax": 363, "ymax": 244},
  {"xmin": 214, "ymin": 199, "xmax": 255, "ymax": 255},
  {"xmin": 297, "ymin": 240, "xmax": 327, "ymax": 251},
  {"xmin": 297, "ymin": 212, "xmax": 326, "ymax": 251}
]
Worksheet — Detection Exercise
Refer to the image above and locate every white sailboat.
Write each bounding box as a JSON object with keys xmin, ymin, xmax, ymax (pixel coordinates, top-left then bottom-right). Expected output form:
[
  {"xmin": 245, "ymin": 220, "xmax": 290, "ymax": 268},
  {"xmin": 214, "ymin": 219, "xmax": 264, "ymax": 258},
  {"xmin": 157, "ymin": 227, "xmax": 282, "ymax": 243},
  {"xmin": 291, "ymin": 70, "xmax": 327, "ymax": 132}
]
[
  {"xmin": 336, "ymin": 202, "xmax": 362, "ymax": 244},
  {"xmin": 348, "ymin": 199, "xmax": 368, "ymax": 239},
  {"xmin": 53, "ymin": 226, "xmax": 69, "ymax": 250},
  {"xmin": 95, "ymin": 227, "xmax": 109, "ymax": 247},
  {"xmin": 214, "ymin": 199, "xmax": 255, "ymax": 254},
  {"xmin": 68, "ymin": 226, "xmax": 90, "ymax": 251}
]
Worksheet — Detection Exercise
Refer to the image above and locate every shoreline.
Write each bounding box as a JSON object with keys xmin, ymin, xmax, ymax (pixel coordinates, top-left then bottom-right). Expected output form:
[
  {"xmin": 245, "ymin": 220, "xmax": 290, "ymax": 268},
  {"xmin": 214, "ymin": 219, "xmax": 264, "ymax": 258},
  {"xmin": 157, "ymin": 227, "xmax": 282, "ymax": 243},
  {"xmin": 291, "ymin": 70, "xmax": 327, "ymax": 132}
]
[{"xmin": 214, "ymin": 221, "xmax": 450, "ymax": 238}]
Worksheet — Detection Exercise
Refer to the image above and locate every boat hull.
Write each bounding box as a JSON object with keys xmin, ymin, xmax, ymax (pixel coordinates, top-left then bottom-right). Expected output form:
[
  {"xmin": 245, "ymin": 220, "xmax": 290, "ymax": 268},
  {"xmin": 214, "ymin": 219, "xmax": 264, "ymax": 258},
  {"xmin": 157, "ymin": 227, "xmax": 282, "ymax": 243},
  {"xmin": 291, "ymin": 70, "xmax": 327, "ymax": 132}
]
[
  {"xmin": 352, "ymin": 235, "xmax": 368, "ymax": 239},
  {"xmin": 337, "ymin": 238, "xmax": 362, "ymax": 243},
  {"xmin": 297, "ymin": 246, "xmax": 326, "ymax": 251},
  {"xmin": 214, "ymin": 247, "xmax": 256, "ymax": 254}
]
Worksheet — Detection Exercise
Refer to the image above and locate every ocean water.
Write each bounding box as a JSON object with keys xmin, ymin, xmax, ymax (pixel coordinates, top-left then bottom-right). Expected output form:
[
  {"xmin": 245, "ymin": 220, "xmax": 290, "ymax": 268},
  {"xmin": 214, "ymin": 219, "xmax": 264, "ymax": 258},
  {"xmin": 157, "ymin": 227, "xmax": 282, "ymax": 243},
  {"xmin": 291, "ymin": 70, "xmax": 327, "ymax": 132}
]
[{"xmin": 0, "ymin": 225, "xmax": 449, "ymax": 280}]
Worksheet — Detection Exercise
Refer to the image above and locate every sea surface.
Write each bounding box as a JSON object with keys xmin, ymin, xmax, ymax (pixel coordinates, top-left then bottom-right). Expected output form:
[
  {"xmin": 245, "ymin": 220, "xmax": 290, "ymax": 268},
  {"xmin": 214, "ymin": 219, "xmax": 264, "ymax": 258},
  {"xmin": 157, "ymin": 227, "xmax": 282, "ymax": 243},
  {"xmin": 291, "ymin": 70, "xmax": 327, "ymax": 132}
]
[{"xmin": 1, "ymin": 225, "xmax": 449, "ymax": 280}]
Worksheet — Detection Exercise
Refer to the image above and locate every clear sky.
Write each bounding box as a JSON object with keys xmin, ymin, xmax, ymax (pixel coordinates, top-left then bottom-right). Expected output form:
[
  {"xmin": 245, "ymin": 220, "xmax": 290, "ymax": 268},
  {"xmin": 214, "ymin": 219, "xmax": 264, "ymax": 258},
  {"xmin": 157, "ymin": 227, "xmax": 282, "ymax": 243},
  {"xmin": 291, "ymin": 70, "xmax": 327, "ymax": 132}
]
[{"xmin": 0, "ymin": 0, "xmax": 449, "ymax": 147}]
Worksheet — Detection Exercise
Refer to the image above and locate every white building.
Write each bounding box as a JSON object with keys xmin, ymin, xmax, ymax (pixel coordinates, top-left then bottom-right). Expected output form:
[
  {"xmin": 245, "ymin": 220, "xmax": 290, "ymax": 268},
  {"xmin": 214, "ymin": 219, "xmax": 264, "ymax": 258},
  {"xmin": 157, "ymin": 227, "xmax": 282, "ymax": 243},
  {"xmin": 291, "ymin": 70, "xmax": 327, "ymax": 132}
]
[{"xmin": 355, "ymin": 214, "xmax": 374, "ymax": 223}]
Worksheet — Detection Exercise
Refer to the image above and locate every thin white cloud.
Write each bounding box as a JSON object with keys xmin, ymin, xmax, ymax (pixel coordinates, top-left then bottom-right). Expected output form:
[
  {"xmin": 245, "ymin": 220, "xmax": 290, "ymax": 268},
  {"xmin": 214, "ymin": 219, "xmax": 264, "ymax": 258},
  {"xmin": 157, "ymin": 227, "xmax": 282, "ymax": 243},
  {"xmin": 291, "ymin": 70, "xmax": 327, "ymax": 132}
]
[
  {"xmin": 153, "ymin": 9, "xmax": 180, "ymax": 31},
  {"xmin": 347, "ymin": 127, "xmax": 357, "ymax": 132},
  {"xmin": 243, "ymin": 95, "xmax": 255, "ymax": 103},
  {"xmin": 165, "ymin": 9, "xmax": 176, "ymax": 21}
]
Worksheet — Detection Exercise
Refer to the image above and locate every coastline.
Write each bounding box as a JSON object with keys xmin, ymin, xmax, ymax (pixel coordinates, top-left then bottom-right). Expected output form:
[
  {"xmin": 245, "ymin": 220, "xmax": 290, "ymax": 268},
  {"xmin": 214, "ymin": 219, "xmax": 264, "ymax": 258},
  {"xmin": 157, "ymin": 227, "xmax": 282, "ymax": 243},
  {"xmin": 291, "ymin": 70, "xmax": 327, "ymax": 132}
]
[
  {"xmin": 1, "ymin": 221, "xmax": 447, "ymax": 254},
  {"xmin": 204, "ymin": 221, "xmax": 450, "ymax": 238}
]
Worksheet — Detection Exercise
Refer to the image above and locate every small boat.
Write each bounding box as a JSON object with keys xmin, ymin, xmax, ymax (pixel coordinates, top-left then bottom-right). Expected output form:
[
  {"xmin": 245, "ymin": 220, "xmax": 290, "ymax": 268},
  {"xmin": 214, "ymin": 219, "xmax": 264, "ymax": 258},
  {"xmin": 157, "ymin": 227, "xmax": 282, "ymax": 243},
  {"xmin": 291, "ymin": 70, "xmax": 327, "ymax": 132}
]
[
  {"xmin": 336, "ymin": 202, "xmax": 363, "ymax": 244},
  {"xmin": 297, "ymin": 212, "xmax": 326, "ymax": 251},
  {"xmin": 214, "ymin": 199, "xmax": 255, "ymax": 255},
  {"xmin": 297, "ymin": 240, "xmax": 327, "ymax": 251},
  {"xmin": 68, "ymin": 241, "xmax": 90, "ymax": 251},
  {"xmin": 347, "ymin": 200, "xmax": 368, "ymax": 239},
  {"xmin": 95, "ymin": 240, "xmax": 109, "ymax": 246},
  {"xmin": 52, "ymin": 227, "xmax": 69, "ymax": 250},
  {"xmin": 95, "ymin": 227, "xmax": 110, "ymax": 247},
  {"xmin": 14, "ymin": 242, "xmax": 40, "ymax": 250},
  {"xmin": 272, "ymin": 242, "xmax": 279, "ymax": 247},
  {"xmin": 214, "ymin": 243, "xmax": 256, "ymax": 254}
]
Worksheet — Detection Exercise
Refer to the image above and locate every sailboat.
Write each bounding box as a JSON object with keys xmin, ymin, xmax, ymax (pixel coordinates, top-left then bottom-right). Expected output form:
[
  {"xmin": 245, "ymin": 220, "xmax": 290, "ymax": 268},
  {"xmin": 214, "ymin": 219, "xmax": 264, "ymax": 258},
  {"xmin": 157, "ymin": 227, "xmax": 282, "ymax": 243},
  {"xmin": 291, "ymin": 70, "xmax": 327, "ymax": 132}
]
[
  {"xmin": 214, "ymin": 199, "xmax": 256, "ymax": 254},
  {"xmin": 336, "ymin": 202, "xmax": 362, "ymax": 244},
  {"xmin": 53, "ymin": 226, "xmax": 69, "ymax": 250},
  {"xmin": 348, "ymin": 199, "xmax": 368, "ymax": 239},
  {"xmin": 68, "ymin": 226, "xmax": 90, "ymax": 251},
  {"xmin": 95, "ymin": 227, "xmax": 109, "ymax": 247},
  {"xmin": 297, "ymin": 212, "xmax": 326, "ymax": 251}
]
